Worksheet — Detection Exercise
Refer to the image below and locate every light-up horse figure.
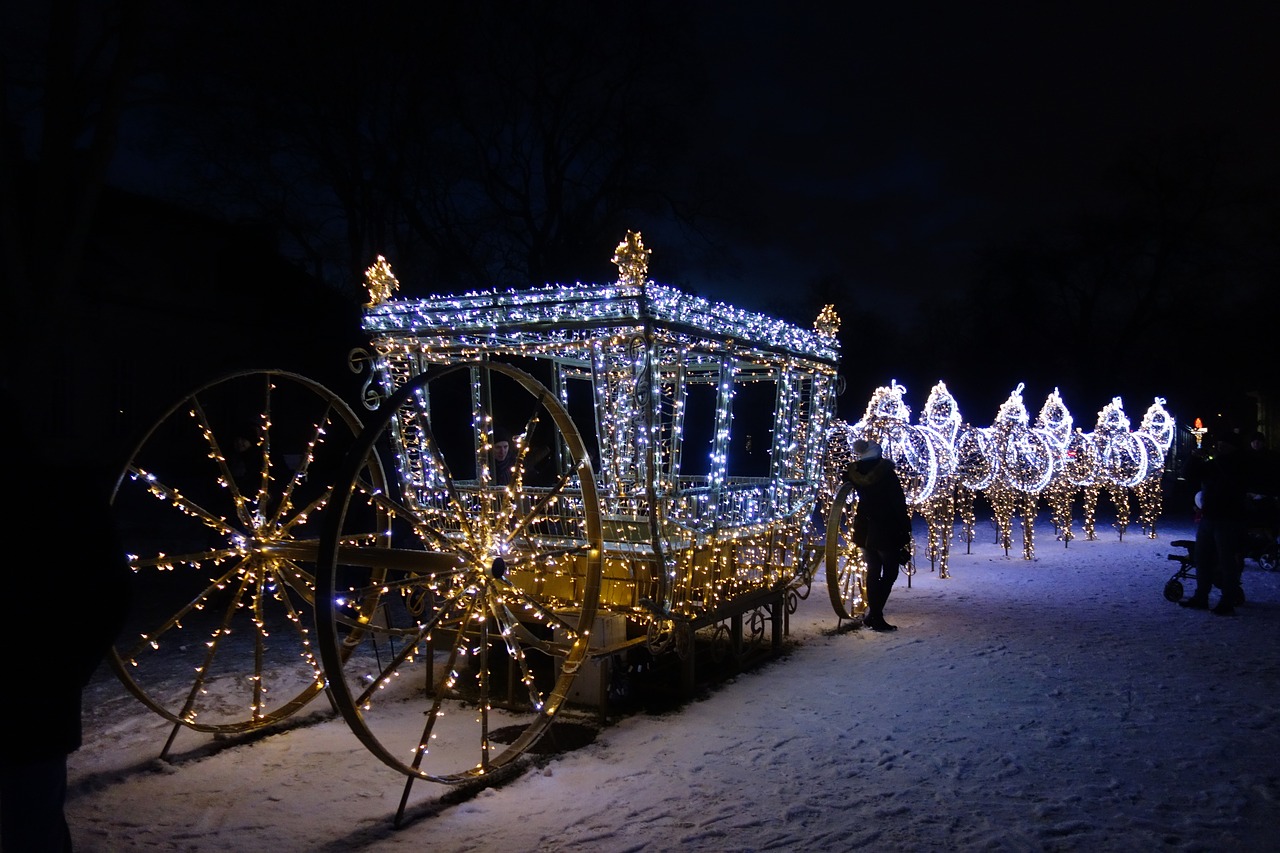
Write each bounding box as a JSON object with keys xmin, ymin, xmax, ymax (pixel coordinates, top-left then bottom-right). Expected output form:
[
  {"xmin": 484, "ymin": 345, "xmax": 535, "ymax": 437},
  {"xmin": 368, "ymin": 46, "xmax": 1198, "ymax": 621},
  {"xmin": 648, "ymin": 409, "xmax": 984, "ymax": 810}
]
[
  {"xmin": 915, "ymin": 381, "xmax": 962, "ymax": 577},
  {"xmin": 1082, "ymin": 397, "xmax": 1150, "ymax": 540},
  {"xmin": 1033, "ymin": 388, "xmax": 1081, "ymax": 546},
  {"xmin": 1055, "ymin": 425, "xmax": 1101, "ymax": 545},
  {"xmin": 985, "ymin": 383, "xmax": 1056, "ymax": 558},
  {"xmin": 1133, "ymin": 398, "xmax": 1175, "ymax": 537}
]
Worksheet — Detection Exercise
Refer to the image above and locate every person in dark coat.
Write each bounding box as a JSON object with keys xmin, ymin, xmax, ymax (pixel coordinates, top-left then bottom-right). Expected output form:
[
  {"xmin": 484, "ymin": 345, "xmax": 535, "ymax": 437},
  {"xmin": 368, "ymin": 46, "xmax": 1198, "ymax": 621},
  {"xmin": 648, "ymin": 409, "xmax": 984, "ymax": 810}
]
[
  {"xmin": 491, "ymin": 425, "xmax": 549, "ymax": 487},
  {"xmin": 0, "ymin": 391, "xmax": 132, "ymax": 852},
  {"xmin": 847, "ymin": 438, "xmax": 913, "ymax": 631},
  {"xmin": 1180, "ymin": 436, "xmax": 1249, "ymax": 615},
  {"xmin": 492, "ymin": 426, "xmax": 516, "ymax": 486}
]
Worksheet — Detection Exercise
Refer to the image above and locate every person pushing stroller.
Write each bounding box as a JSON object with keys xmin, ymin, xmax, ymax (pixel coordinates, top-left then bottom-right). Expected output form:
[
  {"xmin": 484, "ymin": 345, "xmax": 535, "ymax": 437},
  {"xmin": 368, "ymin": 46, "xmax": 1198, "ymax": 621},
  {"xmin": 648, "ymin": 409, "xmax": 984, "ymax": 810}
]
[{"xmin": 1180, "ymin": 435, "xmax": 1249, "ymax": 615}]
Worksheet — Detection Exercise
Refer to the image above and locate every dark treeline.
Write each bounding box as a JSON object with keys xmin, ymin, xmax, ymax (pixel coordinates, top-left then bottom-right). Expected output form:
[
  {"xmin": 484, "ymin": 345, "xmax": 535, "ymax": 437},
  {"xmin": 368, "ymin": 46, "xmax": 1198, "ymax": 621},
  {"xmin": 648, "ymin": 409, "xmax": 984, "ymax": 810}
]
[{"xmin": 3, "ymin": 2, "xmax": 1277, "ymax": 466}]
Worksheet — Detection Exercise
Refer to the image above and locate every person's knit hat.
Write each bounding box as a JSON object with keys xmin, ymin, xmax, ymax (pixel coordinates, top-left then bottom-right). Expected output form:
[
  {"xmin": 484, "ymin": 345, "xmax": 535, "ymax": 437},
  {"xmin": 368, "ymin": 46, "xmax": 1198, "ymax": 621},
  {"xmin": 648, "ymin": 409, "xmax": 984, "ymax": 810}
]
[{"xmin": 851, "ymin": 438, "xmax": 881, "ymax": 460}]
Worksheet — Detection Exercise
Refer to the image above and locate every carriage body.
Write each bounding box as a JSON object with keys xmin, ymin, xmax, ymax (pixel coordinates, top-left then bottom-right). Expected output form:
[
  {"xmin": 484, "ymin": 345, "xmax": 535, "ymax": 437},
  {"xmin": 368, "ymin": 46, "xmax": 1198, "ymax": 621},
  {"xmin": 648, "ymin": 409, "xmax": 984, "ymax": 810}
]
[{"xmin": 361, "ymin": 276, "xmax": 841, "ymax": 637}]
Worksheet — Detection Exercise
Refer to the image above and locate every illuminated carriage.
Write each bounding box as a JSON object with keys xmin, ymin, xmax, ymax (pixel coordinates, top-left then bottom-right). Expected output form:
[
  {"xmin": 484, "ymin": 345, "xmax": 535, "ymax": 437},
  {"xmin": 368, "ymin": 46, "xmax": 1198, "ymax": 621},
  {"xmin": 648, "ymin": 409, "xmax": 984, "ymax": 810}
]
[{"xmin": 108, "ymin": 232, "xmax": 845, "ymax": 792}]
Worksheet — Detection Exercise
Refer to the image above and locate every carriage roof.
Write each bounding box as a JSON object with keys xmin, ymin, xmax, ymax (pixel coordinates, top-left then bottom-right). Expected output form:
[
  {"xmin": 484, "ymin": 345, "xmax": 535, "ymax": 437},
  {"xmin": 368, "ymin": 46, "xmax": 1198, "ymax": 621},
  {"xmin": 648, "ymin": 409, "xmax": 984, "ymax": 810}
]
[{"xmin": 362, "ymin": 279, "xmax": 840, "ymax": 367}]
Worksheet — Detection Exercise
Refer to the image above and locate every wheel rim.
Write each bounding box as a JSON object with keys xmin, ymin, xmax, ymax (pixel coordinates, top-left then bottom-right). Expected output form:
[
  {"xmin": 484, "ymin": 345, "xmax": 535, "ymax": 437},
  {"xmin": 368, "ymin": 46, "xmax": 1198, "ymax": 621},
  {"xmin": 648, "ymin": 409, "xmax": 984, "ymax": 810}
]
[
  {"xmin": 825, "ymin": 482, "xmax": 866, "ymax": 621},
  {"xmin": 316, "ymin": 362, "xmax": 604, "ymax": 783},
  {"xmin": 108, "ymin": 370, "xmax": 384, "ymax": 733}
]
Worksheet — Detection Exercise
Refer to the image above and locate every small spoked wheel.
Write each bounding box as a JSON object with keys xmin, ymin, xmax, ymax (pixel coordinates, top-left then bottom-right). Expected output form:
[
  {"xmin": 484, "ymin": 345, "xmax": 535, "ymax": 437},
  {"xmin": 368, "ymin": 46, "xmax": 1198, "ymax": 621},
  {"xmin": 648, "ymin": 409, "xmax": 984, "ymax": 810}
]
[
  {"xmin": 315, "ymin": 362, "xmax": 603, "ymax": 784},
  {"xmin": 108, "ymin": 370, "xmax": 386, "ymax": 738},
  {"xmin": 825, "ymin": 482, "xmax": 866, "ymax": 622},
  {"xmin": 1163, "ymin": 579, "xmax": 1183, "ymax": 603}
]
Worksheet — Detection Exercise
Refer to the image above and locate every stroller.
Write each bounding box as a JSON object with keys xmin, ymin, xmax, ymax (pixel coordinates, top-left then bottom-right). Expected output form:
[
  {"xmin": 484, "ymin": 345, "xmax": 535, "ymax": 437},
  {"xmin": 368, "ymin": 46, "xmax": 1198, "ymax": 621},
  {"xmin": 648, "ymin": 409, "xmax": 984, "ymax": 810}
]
[
  {"xmin": 1163, "ymin": 539, "xmax": 1197, "ymax": 602},
  {"xmin": 1163, "ymin": 535, "xmax": 1255, "ymax": 604}
]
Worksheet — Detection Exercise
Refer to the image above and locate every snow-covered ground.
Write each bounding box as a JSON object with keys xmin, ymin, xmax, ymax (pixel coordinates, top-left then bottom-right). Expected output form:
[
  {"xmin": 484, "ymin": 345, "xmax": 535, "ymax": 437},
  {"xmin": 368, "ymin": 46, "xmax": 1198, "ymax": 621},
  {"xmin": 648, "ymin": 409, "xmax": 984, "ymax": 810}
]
[{"xmin": 68, "ymin": 512, "xmax": 1280, "ymax": 852}]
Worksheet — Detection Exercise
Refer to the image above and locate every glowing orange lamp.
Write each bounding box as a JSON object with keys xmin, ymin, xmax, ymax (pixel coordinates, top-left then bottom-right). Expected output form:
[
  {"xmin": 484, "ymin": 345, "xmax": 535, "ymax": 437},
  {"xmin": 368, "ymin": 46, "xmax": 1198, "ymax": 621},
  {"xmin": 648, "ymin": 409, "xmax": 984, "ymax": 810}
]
[{"xmin": 1191, "ymin": 417, "xmax": 1208, "ymax": 448}]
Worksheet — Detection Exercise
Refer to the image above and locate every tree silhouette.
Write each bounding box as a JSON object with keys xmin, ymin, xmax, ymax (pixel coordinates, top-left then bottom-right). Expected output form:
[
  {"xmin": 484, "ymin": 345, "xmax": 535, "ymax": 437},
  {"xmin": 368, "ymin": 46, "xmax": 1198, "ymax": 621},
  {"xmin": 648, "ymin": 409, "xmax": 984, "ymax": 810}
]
[
  {"xmin": 149, "ymin": 1, "xmax": 708, "ymax": 296},
  {"xmin": 1, "ymin": 0, "xmax": 155, "ymax": 450},
  {"xmin": 950, "ymin": 130, "xmax": 1280, "ymax": 418}
]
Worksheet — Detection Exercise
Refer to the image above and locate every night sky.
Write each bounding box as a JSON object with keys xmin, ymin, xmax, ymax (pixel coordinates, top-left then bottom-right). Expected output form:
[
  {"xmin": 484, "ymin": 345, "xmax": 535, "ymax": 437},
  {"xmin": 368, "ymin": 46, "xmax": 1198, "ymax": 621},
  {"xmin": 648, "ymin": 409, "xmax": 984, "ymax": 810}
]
[
  {"xmin": 7, "ymin": 2, "xmax": 1280, "ymax": 435},
  {"xmin": 683, "ymin": 3, "xmax": 1279, "ymax": 301},
  {"xmin": 673, "ymin": 3, "xmax": 1280, "ymax": 425}
]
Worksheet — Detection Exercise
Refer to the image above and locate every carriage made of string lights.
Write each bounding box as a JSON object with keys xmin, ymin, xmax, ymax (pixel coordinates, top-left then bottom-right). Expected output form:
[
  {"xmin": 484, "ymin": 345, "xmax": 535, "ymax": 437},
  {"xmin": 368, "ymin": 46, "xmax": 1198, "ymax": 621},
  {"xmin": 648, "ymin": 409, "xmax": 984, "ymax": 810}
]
[{"xmin": 109, "ymin": 233, "xmax": 856, "ymax": 790}]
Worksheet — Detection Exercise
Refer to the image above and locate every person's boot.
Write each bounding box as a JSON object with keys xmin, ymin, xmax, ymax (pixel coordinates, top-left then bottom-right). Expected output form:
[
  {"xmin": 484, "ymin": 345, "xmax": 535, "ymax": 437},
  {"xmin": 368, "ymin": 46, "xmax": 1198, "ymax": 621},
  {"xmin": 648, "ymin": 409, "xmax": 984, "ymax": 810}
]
[
  {"xmin": 874, "ymin": 575, "xmax": 897, "ymax": 630},
  {"xmin": 862, "ymin": 573, "xmax": 880, "ymax": 626},
  {"xmin": 864, "ymin": 593, "xmax": 896, "ymax": 631},
  {"xmin": 1212, "ymin": 593, "xmax": 1236, "ymax": 615},
  {"xmin": 1179, "ymin": 594, "xmax": 1209, "ymax": 609},
  {"xmin": 863, "ymin": 574, "xmax": 889, "ymax": 630},
  {"xmin": 864, "ymin": 610, "xmax": 895, "ymax": 631}
]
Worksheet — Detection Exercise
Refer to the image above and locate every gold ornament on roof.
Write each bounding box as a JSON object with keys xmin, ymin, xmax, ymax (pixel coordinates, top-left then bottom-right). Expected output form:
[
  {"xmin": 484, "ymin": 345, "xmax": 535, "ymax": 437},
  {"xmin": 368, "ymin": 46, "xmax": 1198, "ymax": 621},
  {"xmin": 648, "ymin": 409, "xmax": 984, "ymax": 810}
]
[
  {"xmin": 814, "ymin": 304, "xmax": 841, "ymax": 340},
  {"xmin": 612, "ymin": 230, "xmax": 651, "ymax": 287},
  {"xmin": 365, "ymin": 255, "xmax": 400, "ymax": 306}
]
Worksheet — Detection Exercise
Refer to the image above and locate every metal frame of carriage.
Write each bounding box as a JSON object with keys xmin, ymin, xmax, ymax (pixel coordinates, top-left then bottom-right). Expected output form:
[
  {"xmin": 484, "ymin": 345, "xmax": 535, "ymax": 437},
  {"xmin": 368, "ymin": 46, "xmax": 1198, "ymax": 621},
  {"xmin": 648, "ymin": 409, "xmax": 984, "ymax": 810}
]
[{"xmin": 108, "ymin": 232, "xmax": 858, "ymax": 814}]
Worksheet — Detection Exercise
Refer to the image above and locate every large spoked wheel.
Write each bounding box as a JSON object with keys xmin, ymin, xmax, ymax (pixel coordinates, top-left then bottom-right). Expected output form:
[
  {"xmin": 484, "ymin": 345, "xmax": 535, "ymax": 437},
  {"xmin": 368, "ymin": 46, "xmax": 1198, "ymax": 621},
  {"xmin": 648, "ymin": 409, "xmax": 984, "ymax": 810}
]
[
  {"xmin": 109, "ymin": 370, "xmax": 387, "ymax": 737},
  {"xmin": 825, "ymin": 481, "xmax": 866, "ymax": 621},
  {"xmin": 316, "ymin": 362, "xmax": 604, "ymax": 784}
]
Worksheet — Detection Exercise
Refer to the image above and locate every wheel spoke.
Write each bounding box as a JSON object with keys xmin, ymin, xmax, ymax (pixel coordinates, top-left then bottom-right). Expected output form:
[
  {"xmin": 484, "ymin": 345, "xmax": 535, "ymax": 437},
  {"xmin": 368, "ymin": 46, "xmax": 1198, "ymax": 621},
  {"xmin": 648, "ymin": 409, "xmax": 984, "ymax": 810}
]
[
  {"xmin": 415, "ymin": 413, "xmax": 482, "ymax": 547},
  {"xmin": 126, "ymin": 546, "xmax": 244, "ymax": 570},
  {"xmin": 350, "ymin": 619, "xmax": 433, "ymax": 710},
  {"xmin": 126, "ymin": 465, "xmax": 241, "ymax": 540},
  {"xmin": 489, "ymin": 576, "xmax": 583, "ymax": 638},
  {"xmin": 408, "ymin": 602, "xmax": 475, "ymax": 770},
  {"xmin": 501, "ymin": 469, "xmax": 576, "ymax": 545},
  {"xmin": 266, "ymin": 399, "xmax": 341, "ymax": 530},
  {"xmin": 117, "ymin": 558, "xmax": 244, "ymax": 663},
  {"xmin": 272, "ymin": 486, "xmax": 333, "ymax": 539},
  {"xmin": 491, "ymin": 608, "xmax": 545, "ymax": 700},
  {"xmin": 187, "ymin": 394, "xmax": 257, "ymax": 530},
  {"xmin": 264, "ymin": 563, "xmax": 323, "ymax": 671},
  {"xmin": 174, "ymin": 568, "xmax": 257, "ymax": 726},
  {"xmin": 353, "ymin": 474, "xmax": 468, "ymax": 556}
]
